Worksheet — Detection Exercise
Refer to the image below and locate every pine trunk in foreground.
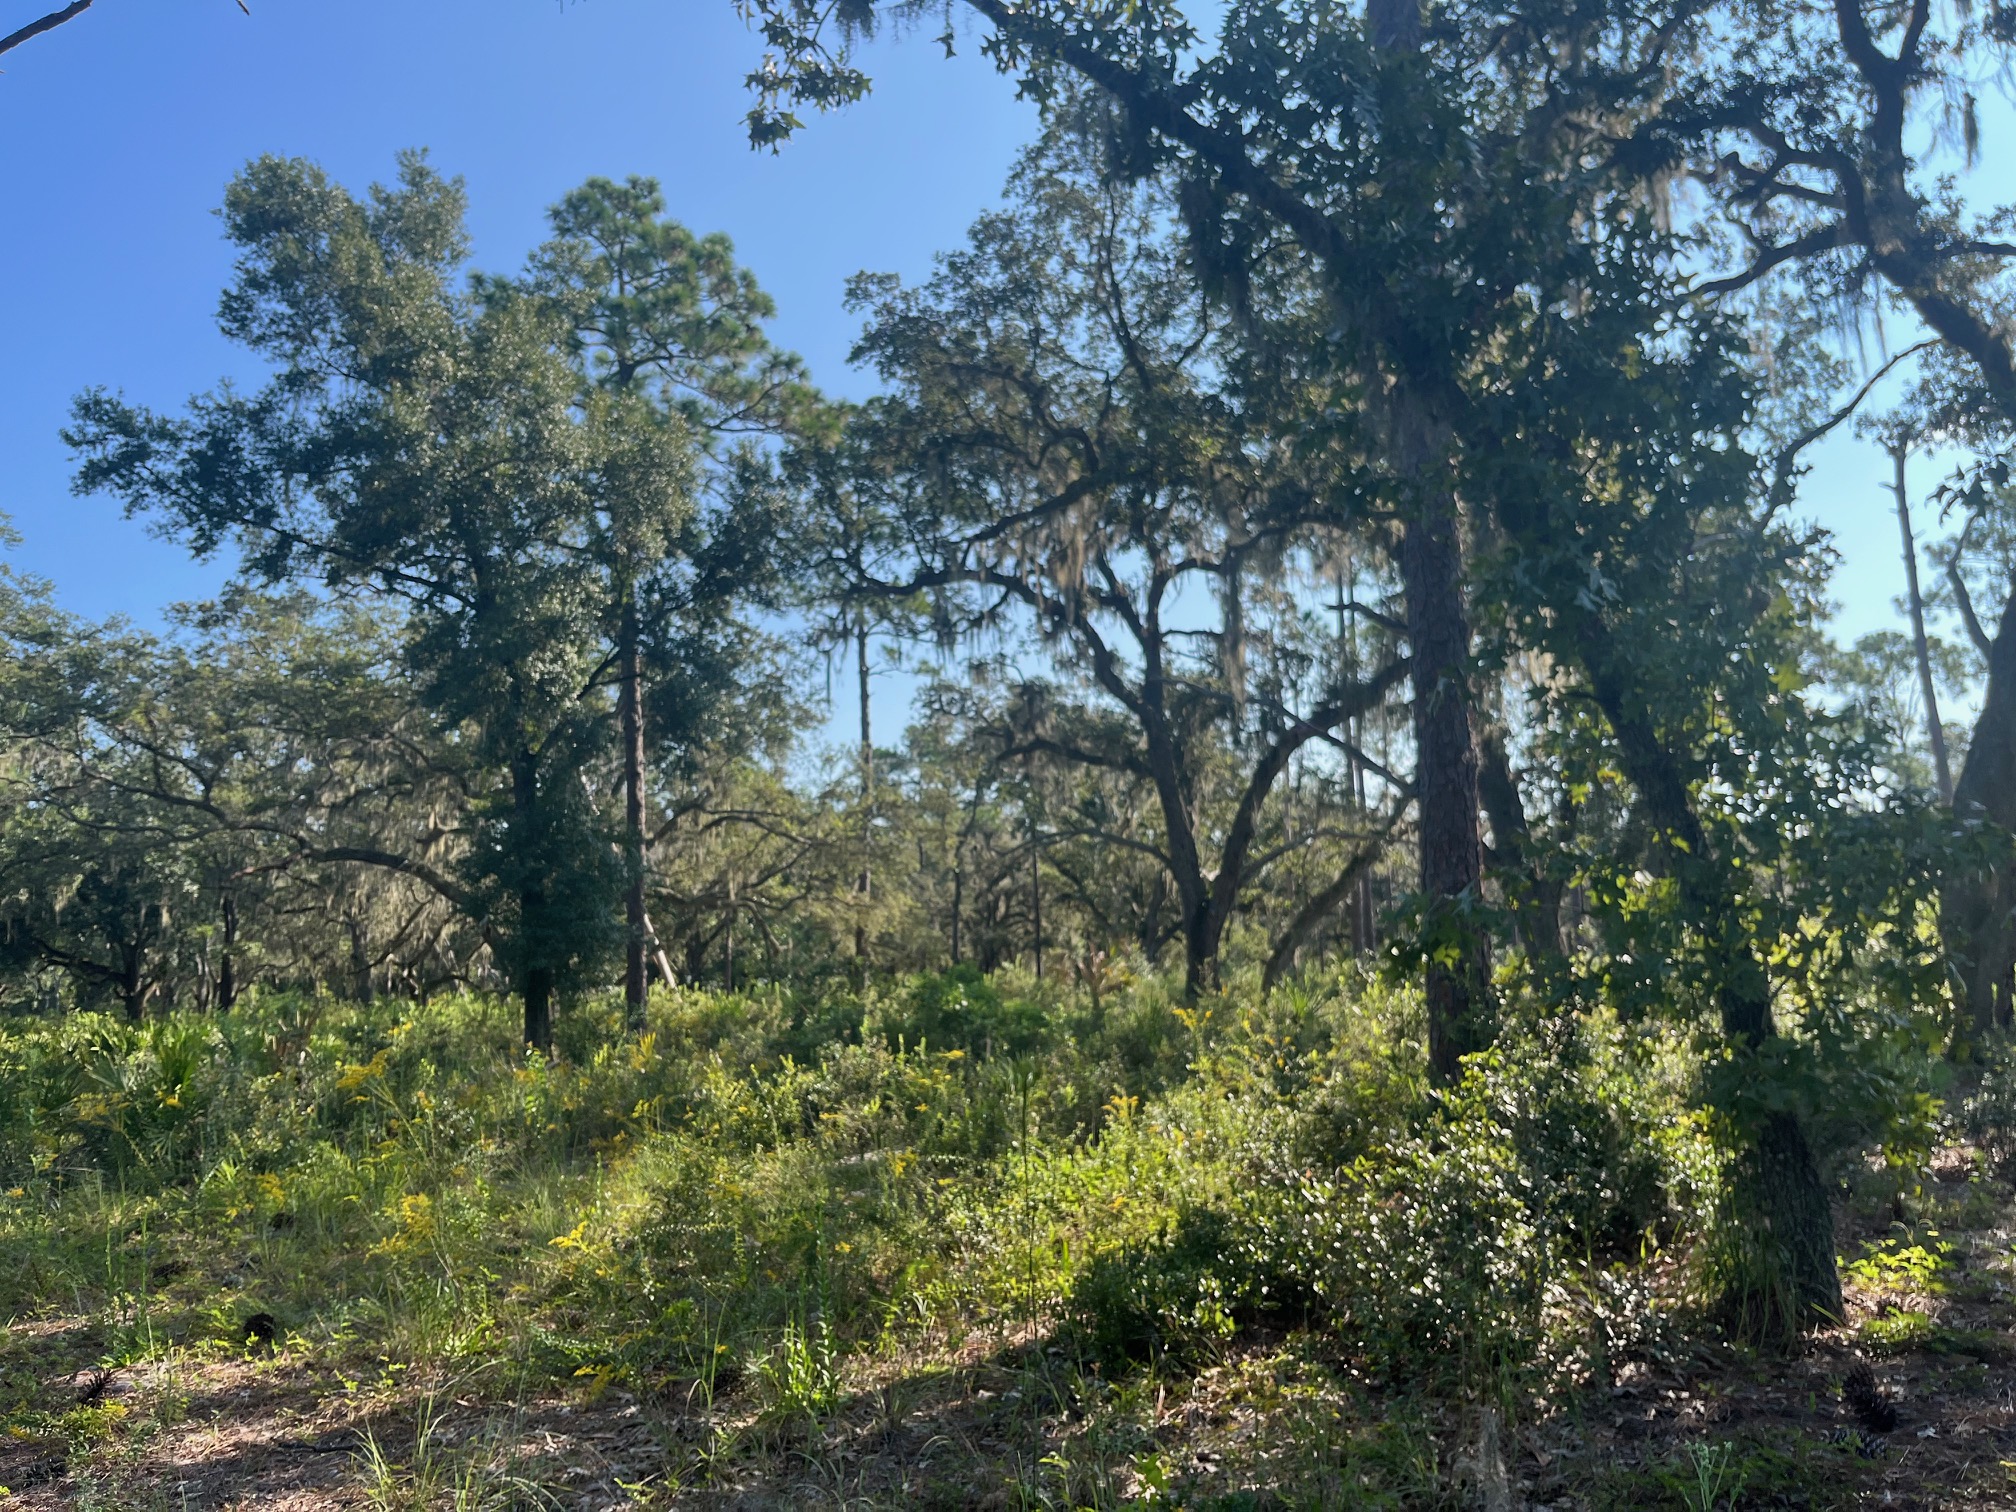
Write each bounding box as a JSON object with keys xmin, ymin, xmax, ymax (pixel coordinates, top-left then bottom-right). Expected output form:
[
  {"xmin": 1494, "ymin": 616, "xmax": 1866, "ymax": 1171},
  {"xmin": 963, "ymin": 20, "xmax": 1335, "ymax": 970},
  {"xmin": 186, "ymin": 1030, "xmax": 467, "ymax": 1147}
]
[
  {"xmin": 1945, "ymin": 579, "xmax": 2016, "ymax": 1035},
  {"xmin": 1396, "ymin": 433, "xmax": 1492, "ymax": 1081},
  {"xmin": 621, "ymin": 595, "xmax": 650, "ymax": 1029},
  {"xmin": 514, "ymin": 750, "xmax": 554, "ymax": 1054}
]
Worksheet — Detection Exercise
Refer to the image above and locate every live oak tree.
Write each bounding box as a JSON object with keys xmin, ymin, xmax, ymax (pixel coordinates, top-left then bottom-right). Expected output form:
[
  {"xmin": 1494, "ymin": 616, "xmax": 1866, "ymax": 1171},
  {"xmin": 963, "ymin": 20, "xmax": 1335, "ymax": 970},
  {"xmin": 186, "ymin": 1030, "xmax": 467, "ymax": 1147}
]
[
  {"xmin": 0, "ymin": 578, "xmax": 481, "ymax": 1011},
  {"xmin": 67, "ymin": 152, "xmax": 778, "ymax": 1051},
  {"xmin": 1645, "ymin": 0, "xmax": 2016, "ymax": 1035},
  {"xmin": 799, "ymin": 134, "xmax": 1409, "ymax": 997},
  {"xmin": 728, "ymin": 0, "xmax": 1898, "ymax": 1324},
  {"xmin": 734, "ymin": 0, "xmax": 1659, "ymax": 1075}
]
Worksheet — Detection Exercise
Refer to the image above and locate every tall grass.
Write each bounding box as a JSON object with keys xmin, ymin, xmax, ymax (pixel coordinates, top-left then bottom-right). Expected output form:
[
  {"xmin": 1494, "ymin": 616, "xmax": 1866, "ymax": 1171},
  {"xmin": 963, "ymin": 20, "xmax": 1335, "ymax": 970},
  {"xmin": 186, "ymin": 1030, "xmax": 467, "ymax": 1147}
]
[{"xmin": 0, "ymin": 966, "xmax": 1714, "ymax": 1422}]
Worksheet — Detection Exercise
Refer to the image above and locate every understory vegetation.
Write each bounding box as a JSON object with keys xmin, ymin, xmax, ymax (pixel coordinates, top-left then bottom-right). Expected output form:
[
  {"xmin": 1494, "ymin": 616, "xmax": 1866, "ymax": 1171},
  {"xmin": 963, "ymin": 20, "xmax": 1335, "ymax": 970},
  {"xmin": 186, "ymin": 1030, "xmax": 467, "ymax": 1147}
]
[
  {"xmin": 3, "ymin": 970, "xmax": 1694, "ymax": 1402},
  {"xmin": 5, "ymin": 966, "xmax": 2010, "ymax": 1507}
]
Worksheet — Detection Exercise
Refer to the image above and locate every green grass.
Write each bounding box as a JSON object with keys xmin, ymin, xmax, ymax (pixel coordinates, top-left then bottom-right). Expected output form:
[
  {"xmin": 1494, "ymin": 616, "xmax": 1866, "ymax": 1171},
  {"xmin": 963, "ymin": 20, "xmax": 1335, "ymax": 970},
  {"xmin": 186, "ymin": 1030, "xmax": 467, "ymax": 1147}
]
[{"xmin": 0, "ymin": 967, "xmax": 1722, "ymax": 1504}]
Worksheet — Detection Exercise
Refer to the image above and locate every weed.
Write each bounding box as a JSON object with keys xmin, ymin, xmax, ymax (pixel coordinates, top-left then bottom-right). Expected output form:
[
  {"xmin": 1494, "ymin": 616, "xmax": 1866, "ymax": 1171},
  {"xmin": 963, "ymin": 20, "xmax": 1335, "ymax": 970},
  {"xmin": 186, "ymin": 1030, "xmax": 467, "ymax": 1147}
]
[{"xmin": 1676, "ymin": 1441, "xmax": 1746, "ymax": 1512}]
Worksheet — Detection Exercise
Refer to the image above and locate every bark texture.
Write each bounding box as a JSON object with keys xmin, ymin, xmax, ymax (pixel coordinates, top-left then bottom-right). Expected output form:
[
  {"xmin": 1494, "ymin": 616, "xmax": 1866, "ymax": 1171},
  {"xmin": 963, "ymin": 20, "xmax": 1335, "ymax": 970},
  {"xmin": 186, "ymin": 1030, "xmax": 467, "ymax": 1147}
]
[
  {"xmin": 1946, "ymin": 580, "xmax": 2016, "ymax": 1033},
  {"xmin": 620, "ymin": 596, "xmax": 650, "ymax": 1028},
  {"xmin": 1395, "ymin": 410, "xmax": 1492, "ymax": 1081}
]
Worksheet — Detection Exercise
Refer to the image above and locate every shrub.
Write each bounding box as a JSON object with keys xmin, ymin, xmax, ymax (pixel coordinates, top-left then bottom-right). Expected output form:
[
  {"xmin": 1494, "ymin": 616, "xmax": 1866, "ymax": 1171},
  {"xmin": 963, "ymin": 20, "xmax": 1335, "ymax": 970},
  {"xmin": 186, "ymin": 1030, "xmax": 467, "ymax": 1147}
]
[
  {"xmin": 1068, "ymin": 1207, "xmax": 1256, "ymax": 1368},
  {"xmin": 1240, "ymin": 1038, "xmax": 1688, "ymax": 1387},
  {"xmin": 876, "ymin": 965, "xmax": 1048, "ymax": 1061}
]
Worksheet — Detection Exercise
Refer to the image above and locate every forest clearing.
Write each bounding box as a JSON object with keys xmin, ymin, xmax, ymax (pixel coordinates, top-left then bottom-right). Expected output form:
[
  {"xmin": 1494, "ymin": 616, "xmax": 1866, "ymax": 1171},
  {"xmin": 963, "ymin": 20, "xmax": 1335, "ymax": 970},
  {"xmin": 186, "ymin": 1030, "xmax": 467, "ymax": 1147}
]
[{"xmin": 9, "ymin": 0, "xmax": 2016, "ymax": 1506}]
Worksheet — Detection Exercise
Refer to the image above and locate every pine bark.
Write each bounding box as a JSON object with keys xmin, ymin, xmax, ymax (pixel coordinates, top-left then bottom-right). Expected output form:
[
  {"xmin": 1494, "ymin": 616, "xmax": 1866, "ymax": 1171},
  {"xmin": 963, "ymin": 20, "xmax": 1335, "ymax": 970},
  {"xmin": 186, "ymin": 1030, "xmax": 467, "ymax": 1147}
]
[
  {"xmin": 514, "ymin": 749, "xmax": 554, "ymax": 1053},
  {"xmin": 1947, "ymin": 579, "xmax": 2016, "ymax": 1033},
  {"xmin": 218, "ymin": 892, "xmax": 239, "ymax": 1012},
  {"xmin": 1394, "ymin": 406, "xmax": 1492, "ymax": 1081},
  {"xmin": 621, "ymin": 594, "xmax": 650, "ymax": 1028},
  {"xmin": 855, "ymin": 622, "xmax": 873, "ymax": 965}
]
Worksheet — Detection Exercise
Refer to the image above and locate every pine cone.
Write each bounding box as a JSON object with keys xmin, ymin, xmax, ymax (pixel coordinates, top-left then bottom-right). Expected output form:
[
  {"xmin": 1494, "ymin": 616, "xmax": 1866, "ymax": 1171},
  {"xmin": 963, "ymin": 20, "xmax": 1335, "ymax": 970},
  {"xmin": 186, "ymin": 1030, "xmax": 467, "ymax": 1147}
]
[
  {"xmin": 74, "ymin": 1366, "xmax": 112, "ymax": 1406},
  {"xmin": 1826, "ymin": 1425, "xmax": 1888, "ymax": 1459},
  {"xmin": 242, "ymin": 1311, "xmax": 278, "ymax": 1355},
  {"xmin": 1843, "ymin": 1361, "xmax": 1898, "ymax": 1434}
]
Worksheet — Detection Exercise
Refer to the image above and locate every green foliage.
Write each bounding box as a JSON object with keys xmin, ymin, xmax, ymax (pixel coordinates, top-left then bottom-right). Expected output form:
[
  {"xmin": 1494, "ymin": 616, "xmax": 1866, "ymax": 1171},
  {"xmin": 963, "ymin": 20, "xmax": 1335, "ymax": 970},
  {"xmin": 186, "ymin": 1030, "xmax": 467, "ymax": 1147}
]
[
  {"xmin": 62, "ymin": 154, "xmax": 794, "ymax": 1046},
  {"xmin": 1843, "ymin": 1233, "xmax": 1954, "ymax": 1294},
  {"xmin": 1069, "ymin": 1207, "xmax": 1248, "ymax": 1369},
  {"xmin": 1592, "ymin": 1432, "xmax": 1861, "ymax": 1512},
  {"xmin": 1060, "ymin": 1010, "xmax": 1709, "ymax": 1391},
  {"xmin": 1237, "ymin": 1046, "xmax": 1648, "ymax": 1387},
  {"xmin": 876, "ymin": 964, "xmax": 1048, "ymax": 1060},
  {"xmin": 1858, "ymin": 1307, "xmax": 1937, "ymax": 1355},
  {"xmin": 0, "ymin": 968, "xmax": 1718, "ymax": 1411}
]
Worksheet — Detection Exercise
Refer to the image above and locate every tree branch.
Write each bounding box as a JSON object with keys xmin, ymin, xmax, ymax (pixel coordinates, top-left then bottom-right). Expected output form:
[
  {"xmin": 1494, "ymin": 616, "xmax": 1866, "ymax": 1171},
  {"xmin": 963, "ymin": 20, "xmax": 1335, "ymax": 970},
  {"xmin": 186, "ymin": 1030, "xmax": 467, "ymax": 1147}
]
[{"xmin": 0, "ymin": 0, "xmax": 91, "ymax": 59}]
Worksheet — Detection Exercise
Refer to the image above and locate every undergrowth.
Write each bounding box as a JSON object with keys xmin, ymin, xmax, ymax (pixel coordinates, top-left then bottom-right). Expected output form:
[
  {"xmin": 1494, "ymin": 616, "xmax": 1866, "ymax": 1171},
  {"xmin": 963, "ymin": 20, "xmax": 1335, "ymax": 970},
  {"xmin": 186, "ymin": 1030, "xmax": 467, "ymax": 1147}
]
[{"xmin": 0, "ymin": 965, "xmax": 1756, "ymax": 1502}]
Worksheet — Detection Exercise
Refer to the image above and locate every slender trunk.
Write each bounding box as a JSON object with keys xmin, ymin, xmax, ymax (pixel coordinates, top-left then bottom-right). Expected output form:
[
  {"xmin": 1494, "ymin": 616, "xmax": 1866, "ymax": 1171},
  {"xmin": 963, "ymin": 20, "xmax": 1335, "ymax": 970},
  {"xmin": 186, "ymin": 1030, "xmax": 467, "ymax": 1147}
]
[
  {"xmin": 120, "ymin": 941, "xmax": 145, "ymax": 1022},
  {"xmin": 1335, "ymin": 559, "xmax": 1380, "ymax": 957},
  {"xmin": 724, "ymin": 895, "xmax": 736, "ymax": 994},
  {"xmin": 621, "ymin": 592, "xmax": 650, "ymax": 1028},
  {"xmin": 951, "ymin": 851, "xmax": 964, "ymax": 964},
  {"xmin": 1397, "ymin": 440, "xmax": 1492, "ymax": 1080},
  {"xmin": 218, "ymin": 892, "xmax": 239, "ymax": 1012},
  {"xmin": 855, "ymin": 621, "xmax": 873, "ymax": 964},
  {"xmin": 513, "ymin": 750, "xmax": 553, "ymax": 1053},
  {"xmin": 1946, "ymin": 578, "xmax": 2016, "ymax": 1033},
  {"xmin": 1360, "ymin": 0, "xmax": 1488, "ymax": 1074},
  {"xmin": 348, "ymin": 913, "xmax": 373, "ymax": 1004},
  {"xmin": 1351, "ymin": 726, "xmax": 1376, "ymax": 953},
  {"xmin": 1478, "ymin": 730, "xmax": 1564, "ymax": 966},
  {"xmin": 1031, "ymin": 846, "xmax": 1043, "ymax": 982},
  {"xmin": 1891, "ymin": 443, "xmax": 1953, "ymax": 802},
  {"xmin": 523, "ymin": 965, "xmax": 553, "ymax": 1056},
  {"xmin": 640, "ymin": 904, "xmax": 677, "ymax": 989}
]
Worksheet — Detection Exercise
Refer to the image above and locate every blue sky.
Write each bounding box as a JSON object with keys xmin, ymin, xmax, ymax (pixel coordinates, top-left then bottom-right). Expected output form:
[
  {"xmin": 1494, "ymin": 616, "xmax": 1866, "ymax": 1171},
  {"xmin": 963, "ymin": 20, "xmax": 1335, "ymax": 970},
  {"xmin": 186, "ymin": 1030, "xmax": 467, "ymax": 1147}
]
[
  {"xmin": 0, "ymin": 0, "xmax": 1028, "ymax": 613},
  {"xmin": 0, "ymin": 0, "xmax": 1990, "ymax": 739}
]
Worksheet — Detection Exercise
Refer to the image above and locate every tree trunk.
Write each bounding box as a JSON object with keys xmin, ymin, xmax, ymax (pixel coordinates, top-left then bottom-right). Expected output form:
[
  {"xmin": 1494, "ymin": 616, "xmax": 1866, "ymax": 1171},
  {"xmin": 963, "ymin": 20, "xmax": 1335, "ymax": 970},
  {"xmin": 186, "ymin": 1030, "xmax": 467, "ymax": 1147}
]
[
  {"xmin": 724, "ymin": 899, "xmax": 736, "ymax": 993},
  {"xmin": 1031, "ymin": 845, "xmax": 1043, "ymax": 981},
  {"xmin": 1478, "ymin": 729, "xmax": 1563, "ymax": 966},
  {"xmin": 1730, "ymin": 1107, "xmax": 1843, "ymax": 1332},
  {"xmin": 620, "ymin": 593, "xmax": 650, "ymax": 1029},
  {"xmin": 1399, "ymin": 464, "xmax": 1493, "ymax": 1081},
  {"xmin": 951, "ymin": 852, "xmax": 964, "ymax": 964},
  {"xmin": 1946, "ymin": 576, "xmax": 2016, "ymax": 1034},
  {"xmin": 120, "ymin": 941, "xmax": 146, "ymax": 1022},
  {"xmin": 513, "ymin": 750, "xmax": 554, "ymax": 1054},
  {"xmin": 1360, "ymin": 0, "xmax": 1488, "ymax": 1077},
  {"xmin": 1576, "ymin": 618, "xmax": 1841, "ymax": 1325},
  {"xmin": 1891, "ymin": 442, "xmax": 1953, "ymax": 802},
  {"xmin": 218, "ymin": 892, "xmax": 239, "ymax": 1012},
  {"xmin": 1351, "ymin": 730, "xmax": 1376, "ymax": 954},
  {"xmin": 348, "ymin": 913, "xmax": 374, "ymax": 1003},
  {"xmin": 523, "ymin": 963, "xmax": 553, "ymax": 1056},
  {"xmin": 641, "ymin": 904, "xmax": 677, "ymax": 988},
  {"xmin": 855, "ymin": 621, "xmax": 873, "ymax": 964}
]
